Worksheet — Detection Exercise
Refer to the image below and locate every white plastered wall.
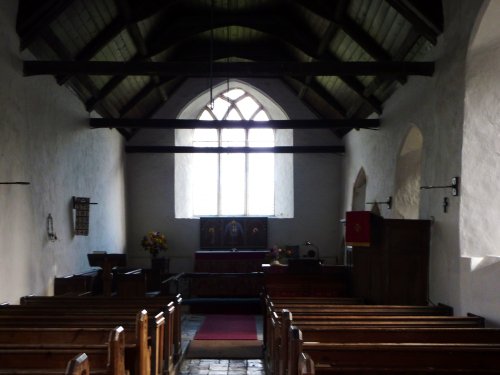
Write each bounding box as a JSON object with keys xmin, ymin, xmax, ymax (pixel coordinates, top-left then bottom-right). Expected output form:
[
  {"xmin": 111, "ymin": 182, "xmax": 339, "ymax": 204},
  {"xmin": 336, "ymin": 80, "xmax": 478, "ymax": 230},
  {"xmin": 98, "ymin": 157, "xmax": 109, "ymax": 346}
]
[
  {"xmin": 0, "ymin": 1, "xmax": 127, "ymax": 303},
  {"xmin": 459, "ymin": 0, "xmax": 500, "ymax": 325},
  {"xmin": 341, "ymin": 0, "xmax": 500, "ymax": 323}
]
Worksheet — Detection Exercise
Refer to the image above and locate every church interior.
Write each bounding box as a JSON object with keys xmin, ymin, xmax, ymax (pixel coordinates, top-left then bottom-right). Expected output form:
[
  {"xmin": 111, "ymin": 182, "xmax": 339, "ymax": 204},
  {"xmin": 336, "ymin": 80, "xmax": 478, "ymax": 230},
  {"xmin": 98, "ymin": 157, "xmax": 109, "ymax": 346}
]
[{"xmin": 2, "ymin": 0, "xmax": 500, "ymax": 373}]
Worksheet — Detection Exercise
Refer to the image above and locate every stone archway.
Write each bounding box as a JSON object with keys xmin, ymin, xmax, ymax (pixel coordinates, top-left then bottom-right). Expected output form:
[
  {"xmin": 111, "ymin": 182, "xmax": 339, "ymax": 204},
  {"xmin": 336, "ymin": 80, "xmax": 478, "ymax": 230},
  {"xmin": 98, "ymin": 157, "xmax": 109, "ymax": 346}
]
[{"xmin": 393, "ymin": 126, "xmax": 423, "ymax": 219}]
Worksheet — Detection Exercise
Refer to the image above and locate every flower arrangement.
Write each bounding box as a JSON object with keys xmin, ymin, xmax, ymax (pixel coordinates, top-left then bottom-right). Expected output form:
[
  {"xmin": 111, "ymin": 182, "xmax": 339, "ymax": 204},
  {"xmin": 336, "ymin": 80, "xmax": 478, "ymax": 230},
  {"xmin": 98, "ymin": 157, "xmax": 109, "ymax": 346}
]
[
  {"xmin": 267, "ymin": 244, "xmax": 295, "ymax": 264},
  {"xmin": 141, "ymin": 231, "xmax": 168, "ymax": 257}
]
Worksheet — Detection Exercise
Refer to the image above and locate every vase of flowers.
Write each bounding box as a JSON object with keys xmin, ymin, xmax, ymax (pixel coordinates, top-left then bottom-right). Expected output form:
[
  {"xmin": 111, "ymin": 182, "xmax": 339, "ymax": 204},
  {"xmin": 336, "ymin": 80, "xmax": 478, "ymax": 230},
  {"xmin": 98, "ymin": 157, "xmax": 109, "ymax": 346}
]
[
  {"xmin": 268, "ymin": 244, "xmax": 294, "ymax": 265},
  {"xmin": 141, "ymin": 231, "xmax": 168, "ymax": 258}
]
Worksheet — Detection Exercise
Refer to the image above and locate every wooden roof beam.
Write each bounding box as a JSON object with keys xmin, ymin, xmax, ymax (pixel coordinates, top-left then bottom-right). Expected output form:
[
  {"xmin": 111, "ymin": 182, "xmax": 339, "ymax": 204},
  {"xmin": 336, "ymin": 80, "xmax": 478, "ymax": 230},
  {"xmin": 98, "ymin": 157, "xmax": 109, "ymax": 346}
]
[
  {"xmin": 125, "ymin": 146, "xmax": 346, "ymax": 154},
  {"xmin": 90, "ymin": 118, "xmax": 380, "ymax": 130},
  {"xmin": 296, "ymin": 0, "xmax": 392, "ymax": 61},
  {"xmin": 23, "ymin": 61, "xmax": 435, "ymax": 77},
  {"xmin": 57, "ymin": 18, "xmax": 125, "ymax": 85}
]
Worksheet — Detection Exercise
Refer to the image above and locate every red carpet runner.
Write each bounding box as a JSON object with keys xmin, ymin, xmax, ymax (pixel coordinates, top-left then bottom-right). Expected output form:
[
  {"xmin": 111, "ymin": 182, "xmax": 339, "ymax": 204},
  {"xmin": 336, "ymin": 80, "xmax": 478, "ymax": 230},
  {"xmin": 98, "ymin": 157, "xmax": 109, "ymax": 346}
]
[{"xmin": 194, "ymin": 314, "xmax": 258, "ymax": 340}]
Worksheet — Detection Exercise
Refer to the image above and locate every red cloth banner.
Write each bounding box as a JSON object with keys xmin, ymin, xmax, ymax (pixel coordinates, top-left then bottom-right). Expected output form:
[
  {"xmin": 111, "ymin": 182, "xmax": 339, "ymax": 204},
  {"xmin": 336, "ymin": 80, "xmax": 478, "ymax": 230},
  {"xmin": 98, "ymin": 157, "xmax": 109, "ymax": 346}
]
[{"xmin": 345, "ymin": 211, "xmax": 382, "ymax": 247}]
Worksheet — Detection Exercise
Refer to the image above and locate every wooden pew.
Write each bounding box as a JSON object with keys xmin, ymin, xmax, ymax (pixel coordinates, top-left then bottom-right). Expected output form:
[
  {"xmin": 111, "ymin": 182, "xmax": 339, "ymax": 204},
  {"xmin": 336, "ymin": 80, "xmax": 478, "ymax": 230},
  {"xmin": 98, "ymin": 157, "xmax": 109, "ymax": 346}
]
[
  {"xmin": 18, "ymin": 294, "xmax": 183, "ymax": 373},
  {"xmin": 268, "ymin": 309, "xmax": 484, "ymax": 375},
  {"xmin": 0, "ymin": 309, "xmax": 151, "ymax": 375},
  {"xmin": 263, "ymin": 296, "xmax": 367, "ymax": 363},
  {"xmin": 113, "ymin": 268, "xmax": 156, "ymax": 298},
  {"xmin": 0, "ymin": 326, "xmax": 126, "ymax": 375},
  {"xmin": 54, "ymin": 270, "xmax": 98, "ymax": 296},
  {"xmin": 293, "ymin": 337, "xmax": 500, "ymax": 374},
  {"xmin": 297, "ymin": 353, "xmax": 314, "ymax": 375},
  {"xmin": 289, "ymin": 326, "xmax": 500, "ymax": 375},
  {"xmin": 20, "ymin": 294, "xmax": 183, "ymax": 364},
  {"xmin": 268, "ymin": 302, "xmax": 454, "ymax": 316},
  {"xmin": 263, "ymin": 295, "xmax": 453, "ymax": 361},
  {"xmin": 65, "ymin": 353, "xmax": 91, "ymax": 375},
  {"xmin": 264, "ymin": 295, "xmax": 492, "ymax": 375}
]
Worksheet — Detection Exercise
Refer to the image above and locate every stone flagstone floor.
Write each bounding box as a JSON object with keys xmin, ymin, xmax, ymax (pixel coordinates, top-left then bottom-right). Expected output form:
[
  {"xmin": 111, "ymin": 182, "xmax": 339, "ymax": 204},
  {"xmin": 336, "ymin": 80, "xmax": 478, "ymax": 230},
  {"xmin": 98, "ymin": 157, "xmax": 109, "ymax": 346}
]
[{"xmin": 178, "ymin": 314, "xmax": 265, "ymax": 375}]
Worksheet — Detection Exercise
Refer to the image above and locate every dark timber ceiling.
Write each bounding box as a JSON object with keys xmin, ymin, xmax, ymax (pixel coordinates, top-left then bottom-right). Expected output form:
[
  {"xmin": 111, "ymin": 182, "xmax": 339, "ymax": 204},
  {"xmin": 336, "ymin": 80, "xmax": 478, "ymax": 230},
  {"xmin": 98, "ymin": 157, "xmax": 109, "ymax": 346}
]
[{"xmin": 16, "ymin": 0, "xmax": 443, "ymax": 140}]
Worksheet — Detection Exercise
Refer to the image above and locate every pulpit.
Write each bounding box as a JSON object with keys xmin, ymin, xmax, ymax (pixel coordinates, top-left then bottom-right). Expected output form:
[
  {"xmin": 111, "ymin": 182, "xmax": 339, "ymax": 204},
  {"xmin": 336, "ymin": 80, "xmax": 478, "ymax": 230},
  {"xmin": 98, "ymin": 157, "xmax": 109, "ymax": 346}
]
[
  {"xmin": 346, "ymin": 214, "xmax": 430, "ymax": 305},
  {"xmin": 87, "ymin": 253, "xmax": 127, "ymax": 296}
]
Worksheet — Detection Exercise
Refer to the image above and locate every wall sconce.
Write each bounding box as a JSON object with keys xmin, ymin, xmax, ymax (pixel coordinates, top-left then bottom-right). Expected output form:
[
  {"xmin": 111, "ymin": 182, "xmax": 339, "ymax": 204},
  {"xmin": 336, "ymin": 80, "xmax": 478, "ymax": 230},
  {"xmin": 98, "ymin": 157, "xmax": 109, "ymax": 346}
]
[
  {"xmin": 47, "ymin": 213, "xmax": 57, "ymax": 242},
  {"xmin": 366, "ymin": 196, "xmax": 392, "ymax": 210},
  {"xmin": 420, "ymin": 177, "xmax": 459, "ymax": 196}
]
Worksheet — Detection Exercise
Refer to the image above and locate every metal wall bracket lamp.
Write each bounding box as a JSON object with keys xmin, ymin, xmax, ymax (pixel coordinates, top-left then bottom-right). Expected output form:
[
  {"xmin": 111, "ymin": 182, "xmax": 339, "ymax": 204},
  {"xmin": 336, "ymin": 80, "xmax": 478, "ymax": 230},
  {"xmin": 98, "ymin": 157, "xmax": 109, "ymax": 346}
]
[
  {"xmin": 420, "ymin": 177, "xmax": 459, "ymax": 196},
  {"xmin": 366, "ymin": 196, "xmax": 392, "ymax": 209},
  {"xmin": 47, "ymin": 213, "xmax": 57, "ymax": 242}
]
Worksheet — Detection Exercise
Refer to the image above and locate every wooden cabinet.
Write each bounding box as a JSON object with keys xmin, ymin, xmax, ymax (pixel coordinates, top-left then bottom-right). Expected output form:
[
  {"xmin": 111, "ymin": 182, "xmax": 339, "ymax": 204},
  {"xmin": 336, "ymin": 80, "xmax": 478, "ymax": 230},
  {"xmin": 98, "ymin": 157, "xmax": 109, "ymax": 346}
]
[{"xmin": 349, "ymin": 219, "xmax": 430, "ymax": 305}]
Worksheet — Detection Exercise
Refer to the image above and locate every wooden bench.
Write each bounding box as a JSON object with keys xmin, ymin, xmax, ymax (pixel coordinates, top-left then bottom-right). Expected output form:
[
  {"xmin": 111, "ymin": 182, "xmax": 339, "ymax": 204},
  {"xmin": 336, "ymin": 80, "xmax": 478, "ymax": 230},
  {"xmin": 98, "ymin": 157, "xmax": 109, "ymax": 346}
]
[
  {"xmin": 0, "ymin": 326, "xmax": 125, "ymax": 375},
  {"xmin": 0, "ymin": 309, "xmax": 151, "ymax": 375},
  {"xmin": 294, "ymin": 339, "xmax": 500, "ymax": 374},
  {"xmin": 288, "ymin": 326, "xmax": 500, "ymax": 375},
  {"xmin": 263, "ymin": 296, "xmax": 368, "ymax": 359},
  {"xmin": 263, "ymin": 296, "xmax": 453, "ymax": 356},
  {"xmin": 65, "ymin": 353, "xmax": 91, "ymax": 375},
  {"xmin": 54, "ymin": 270, "xmax": 99, "ymax": 296},
  {"xmin": 267, "ymin": 308, "xmax": 484, "ymax": 375},
  {"xmin": 18, "ymin": 294, "xmax": 183, "ymax": 371},
  {"xmin": 20, "ymin": 294, "xmax": 183, "ymax": 363}
]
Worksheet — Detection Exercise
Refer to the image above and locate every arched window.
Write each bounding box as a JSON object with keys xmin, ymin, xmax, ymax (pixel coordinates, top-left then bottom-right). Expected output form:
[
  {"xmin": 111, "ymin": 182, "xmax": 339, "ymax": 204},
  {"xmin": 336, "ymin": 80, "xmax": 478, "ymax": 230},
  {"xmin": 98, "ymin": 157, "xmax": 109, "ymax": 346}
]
[
  {"xmin": 193, "ymin": 89, "xmax": 274, "ymax": 216},
  {"xmin": 175, "ymin": 83, "xmax": 293, "ymax": 218}
]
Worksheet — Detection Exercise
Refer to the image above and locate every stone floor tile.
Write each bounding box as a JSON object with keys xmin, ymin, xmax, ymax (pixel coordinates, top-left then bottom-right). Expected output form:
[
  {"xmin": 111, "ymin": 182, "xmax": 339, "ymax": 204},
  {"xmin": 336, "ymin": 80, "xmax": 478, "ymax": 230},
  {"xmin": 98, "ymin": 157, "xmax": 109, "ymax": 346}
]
[{"xmin": 180, "ymin": 315, "xmax": 265, "ymax": 375}]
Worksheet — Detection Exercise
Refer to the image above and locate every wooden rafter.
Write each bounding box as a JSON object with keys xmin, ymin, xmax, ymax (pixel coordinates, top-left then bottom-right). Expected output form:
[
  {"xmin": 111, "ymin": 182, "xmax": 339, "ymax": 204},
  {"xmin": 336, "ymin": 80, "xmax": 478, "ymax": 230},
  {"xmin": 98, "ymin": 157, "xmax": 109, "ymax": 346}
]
[
  {"xmin": 119, "ymin": 81, "xmax": 157, "ymax": 118},
  {"xmin": 385, "ymin": 0, "xmax": 441, "ymax": 45},
  {"xmin": 293, "ymin": 77, "xmax": 349, "ymax": 118},
  {"xmin": 296, "ymin": 0, "xmax": 392, "ymax": 62},
  {"xmin": 90, "ymin": 118, "xmax": 380, "ymax": 130},
  {"xmin": 23, "ymin": 61, "xmax": 434, "ymax": 77},
  {"xmin": 56, "ymin": 18, "xmax": 125, "ymax": 85}
]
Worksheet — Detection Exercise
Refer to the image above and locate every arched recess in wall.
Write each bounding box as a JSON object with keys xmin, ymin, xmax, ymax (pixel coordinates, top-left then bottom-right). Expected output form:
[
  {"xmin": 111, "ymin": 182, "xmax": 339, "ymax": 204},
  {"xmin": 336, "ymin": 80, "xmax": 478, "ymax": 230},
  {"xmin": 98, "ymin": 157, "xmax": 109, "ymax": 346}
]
[
  {"xmin": 393, "ymin": 126, "xmax": 423, "ymax": 219},
  {"xmin": 352, "ymin": 168, "xmax": 367, "ymax": 211},
  {"xmin": 461, "ymin": 1, "xmax": 500, "ymax": 258}
]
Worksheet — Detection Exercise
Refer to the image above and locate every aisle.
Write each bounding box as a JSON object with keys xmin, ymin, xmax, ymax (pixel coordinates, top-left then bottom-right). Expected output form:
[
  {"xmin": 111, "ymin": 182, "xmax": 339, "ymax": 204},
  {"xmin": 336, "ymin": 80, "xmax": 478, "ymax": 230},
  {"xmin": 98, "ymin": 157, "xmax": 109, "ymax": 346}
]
[{"xmin": 179, "ymin": 314, "xmax": 265, "ymax": 375}]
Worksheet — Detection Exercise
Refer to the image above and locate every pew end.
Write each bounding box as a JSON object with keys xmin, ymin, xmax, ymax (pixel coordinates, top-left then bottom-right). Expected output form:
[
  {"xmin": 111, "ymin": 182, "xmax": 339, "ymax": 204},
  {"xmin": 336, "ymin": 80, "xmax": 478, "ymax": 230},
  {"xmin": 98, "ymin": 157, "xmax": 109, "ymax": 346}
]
[
  {"xmin": 298, "ymin": 352, "xmax": 315, "ymax": 375},
  {"xmin": 65, "ymin": 353, "xmax": 90, "ymax": 375}
]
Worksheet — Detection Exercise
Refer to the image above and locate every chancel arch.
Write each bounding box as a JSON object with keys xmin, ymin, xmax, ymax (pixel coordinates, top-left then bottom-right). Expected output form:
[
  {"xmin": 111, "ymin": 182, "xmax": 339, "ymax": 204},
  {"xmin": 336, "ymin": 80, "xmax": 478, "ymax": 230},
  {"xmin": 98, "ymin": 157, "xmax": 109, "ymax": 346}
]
[{"xmin": 393, "ymin": 126, "xmax": 423, "ymax": 219}]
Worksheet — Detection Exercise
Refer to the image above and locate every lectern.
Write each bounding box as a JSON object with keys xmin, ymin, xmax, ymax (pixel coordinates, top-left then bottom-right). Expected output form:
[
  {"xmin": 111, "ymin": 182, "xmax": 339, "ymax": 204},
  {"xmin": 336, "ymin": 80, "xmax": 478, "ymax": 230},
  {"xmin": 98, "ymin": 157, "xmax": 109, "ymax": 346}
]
[{"xmin": 87, "ymin": 253, "xmax": 127, "ymax": 296}]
